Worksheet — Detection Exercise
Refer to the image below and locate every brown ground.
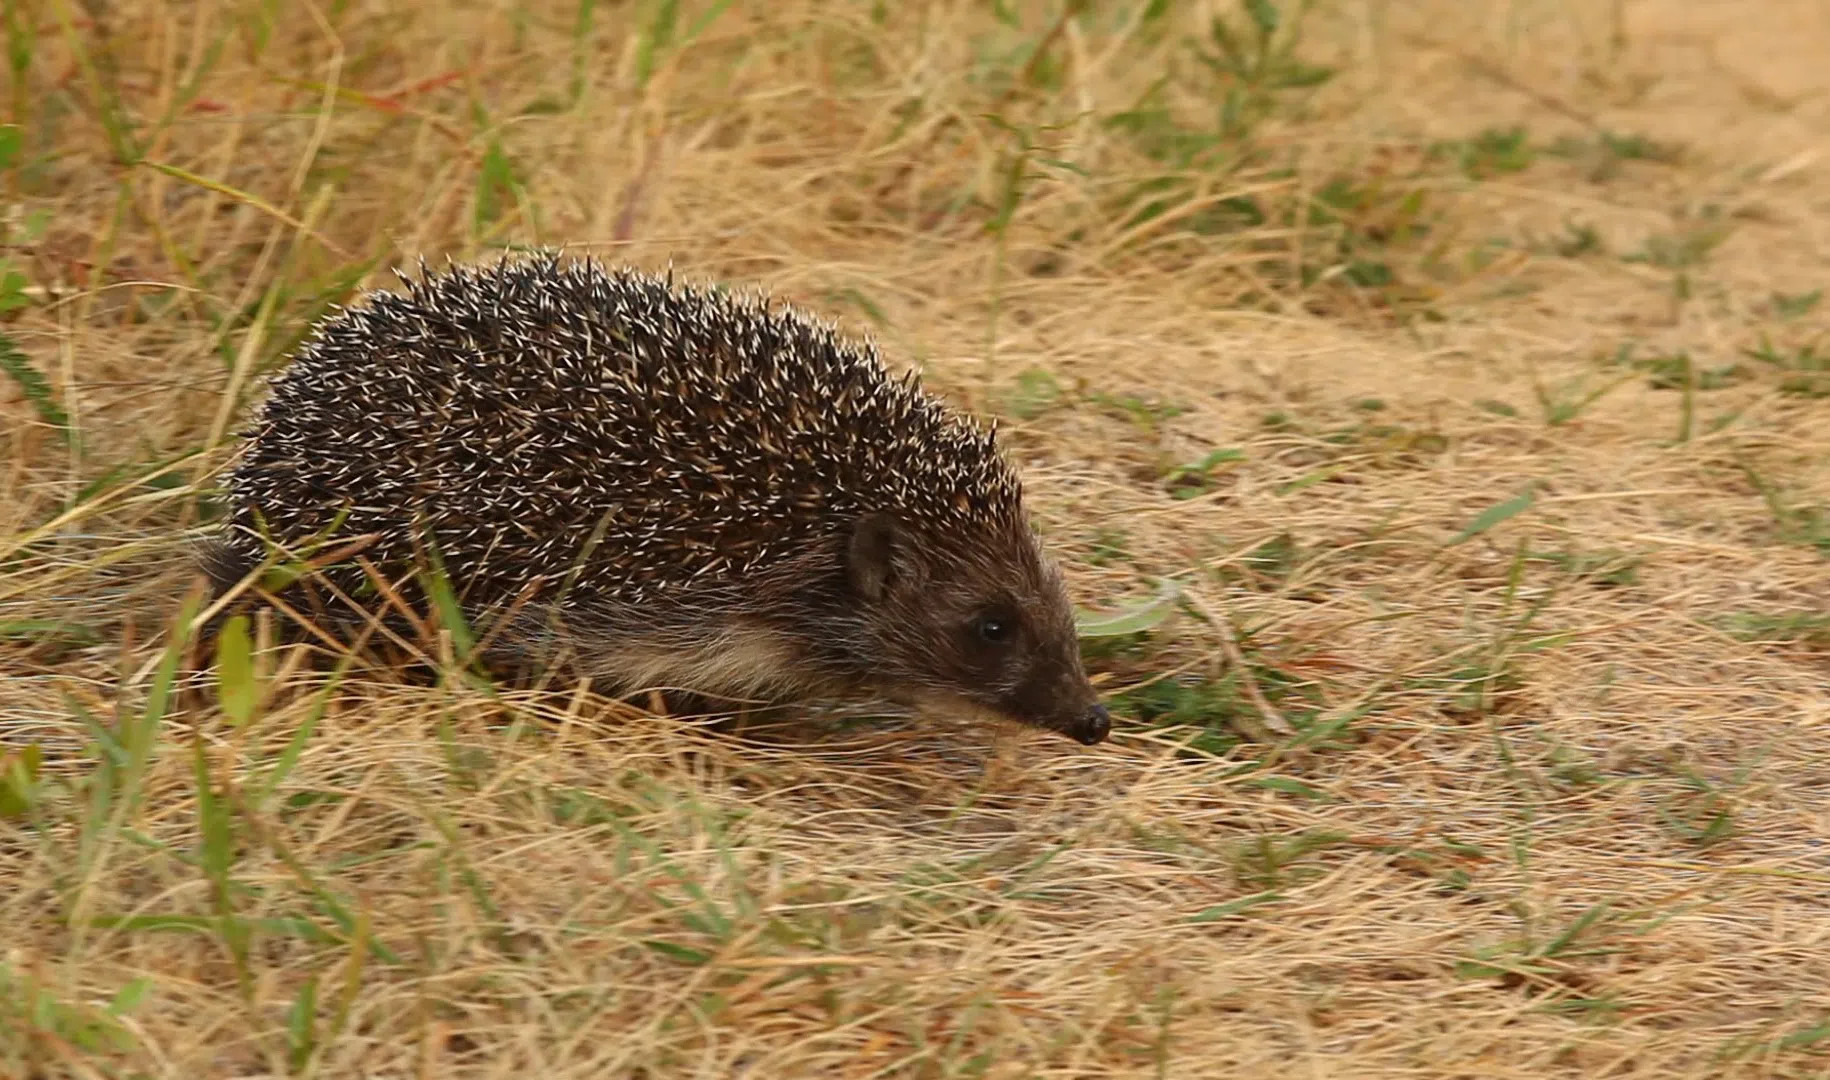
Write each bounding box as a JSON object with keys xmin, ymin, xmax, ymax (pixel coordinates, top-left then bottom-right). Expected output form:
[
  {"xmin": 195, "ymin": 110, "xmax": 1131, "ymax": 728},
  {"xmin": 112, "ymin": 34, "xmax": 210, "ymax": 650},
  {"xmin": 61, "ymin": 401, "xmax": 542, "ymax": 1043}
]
[{"xmin": 2, "ymin": 1, "xmax": 1828, "ymax": 1077}]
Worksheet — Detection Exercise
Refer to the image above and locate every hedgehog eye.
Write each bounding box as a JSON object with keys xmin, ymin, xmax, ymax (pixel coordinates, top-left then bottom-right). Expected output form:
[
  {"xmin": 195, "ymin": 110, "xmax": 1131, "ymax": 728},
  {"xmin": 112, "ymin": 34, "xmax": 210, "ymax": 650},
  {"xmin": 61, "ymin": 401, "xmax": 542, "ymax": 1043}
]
[{"xmin": 974, "ymin": 614, "xmax": 1015, "ymax": 645}]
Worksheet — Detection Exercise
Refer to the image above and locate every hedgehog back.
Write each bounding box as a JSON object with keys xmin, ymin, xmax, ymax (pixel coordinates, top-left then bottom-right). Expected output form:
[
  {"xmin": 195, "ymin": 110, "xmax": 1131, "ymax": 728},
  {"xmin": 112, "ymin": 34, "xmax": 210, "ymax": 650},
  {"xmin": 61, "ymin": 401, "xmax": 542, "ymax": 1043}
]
[{"xmin": 219, "ymin": 255, "xmax": 1026, "ymax": 610}]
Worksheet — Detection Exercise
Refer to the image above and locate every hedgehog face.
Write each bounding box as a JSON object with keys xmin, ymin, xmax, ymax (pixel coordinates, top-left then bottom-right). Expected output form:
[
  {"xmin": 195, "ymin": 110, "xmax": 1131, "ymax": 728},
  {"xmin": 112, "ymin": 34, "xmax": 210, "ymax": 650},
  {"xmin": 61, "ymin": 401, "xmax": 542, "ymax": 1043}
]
[{"xmin": 844, "ymin": 512, "xmax": 1111, "ymax": 746}]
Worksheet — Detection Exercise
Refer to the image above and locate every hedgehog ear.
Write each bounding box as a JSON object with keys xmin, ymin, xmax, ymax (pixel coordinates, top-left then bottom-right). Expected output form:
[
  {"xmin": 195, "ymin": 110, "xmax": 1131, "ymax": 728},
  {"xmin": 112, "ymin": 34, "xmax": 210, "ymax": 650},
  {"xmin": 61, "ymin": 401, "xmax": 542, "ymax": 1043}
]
[{"xmin": 846, "ymin": 512, "xmax": 906, "ymax": 602}]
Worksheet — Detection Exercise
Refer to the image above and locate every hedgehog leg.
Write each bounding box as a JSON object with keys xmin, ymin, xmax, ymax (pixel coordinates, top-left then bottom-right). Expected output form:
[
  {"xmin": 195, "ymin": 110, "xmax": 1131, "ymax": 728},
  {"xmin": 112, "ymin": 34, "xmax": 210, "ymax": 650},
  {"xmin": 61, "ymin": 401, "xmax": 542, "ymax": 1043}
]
[{"xmin": 649, "ymin": 689, "xmax": 721, "ymax": 721}]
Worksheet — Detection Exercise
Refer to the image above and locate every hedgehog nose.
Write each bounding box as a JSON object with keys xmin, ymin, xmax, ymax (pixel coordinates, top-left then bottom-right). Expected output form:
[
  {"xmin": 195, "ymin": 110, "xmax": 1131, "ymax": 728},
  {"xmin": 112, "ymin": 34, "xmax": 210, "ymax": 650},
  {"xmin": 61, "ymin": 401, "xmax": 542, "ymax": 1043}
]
[{"xmin": 1074, "ymin": 704, "xmax": 1111, "ymax": 746}]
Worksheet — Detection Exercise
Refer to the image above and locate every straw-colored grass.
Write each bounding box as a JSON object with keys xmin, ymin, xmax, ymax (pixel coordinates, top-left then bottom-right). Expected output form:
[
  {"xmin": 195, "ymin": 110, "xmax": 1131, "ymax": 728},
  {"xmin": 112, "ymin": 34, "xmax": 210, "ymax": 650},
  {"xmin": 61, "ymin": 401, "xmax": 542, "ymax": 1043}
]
[{"xmin": 3, "ymin": 1, "xmax": 1828, "ymax": 1076}]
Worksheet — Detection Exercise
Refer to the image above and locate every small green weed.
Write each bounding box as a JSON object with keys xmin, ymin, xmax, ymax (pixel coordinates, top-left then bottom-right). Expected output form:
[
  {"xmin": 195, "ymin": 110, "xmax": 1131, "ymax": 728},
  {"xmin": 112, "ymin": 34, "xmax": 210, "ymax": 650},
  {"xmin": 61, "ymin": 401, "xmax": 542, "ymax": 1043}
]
[
  {"xmin": 1654, "ymin": 770, "xmax": 1738, "ymax": 849},
  {"xmin": 1525, "ymin": 547, "xmax": 1641, "ymax": 588},
  {"xmin": 1545, "ymin": 130, "xmax": 1683, "ymax": 181},
  {"xmin": 1716, "ymin": 611, "xmax": 1830, "ymax": 651},
  {"xmin": 1522, "ymin": 217, "xmax": 1604, "ymax": 258},
  {"xmin": 1718, "ymin": 1014, "xmax": 1830, "ymax": 1065},
  {"xmin": 1096, "ymin": 0, "xmax": 1469, "ymax": 318},
  {"xmin": 1623, "ymin": 212, "xmax": 1730, "ymax": 270},
  {"xmin": 1541, "ymin": 741, "xmax": 1607, "ymax": 791},
  {"xmin": 1215, "ymin": 531, "xmax": 1301, "ymax": 589},
  {"xmin": 1430, "ymin": 125, "xmax": 1534, "ymax": 179},
  {"xmin": 0, "ymin": 120, "xmax": 69, "ymax": 445},
  {"xmin": 1163, "ymin": 447, "xmax": 1247, "ymax": 499},
  {"xmin": 1107, "ymin": 674, "xmax": 1247, "ymax": 757},
  {"xmin": 1741, "ymin": 334, "xmax": 1830, "ymax": 398},
  {"xmin": 1455, "ymin": 902, "xmax": 1630, "ymax": 989},
  {"xmin": 1422, "ymin": 661, "xmax": 1524, "ymax": 718},
  {"xmin": 1230, "ymin": 829, "xmax": 1350, "ymax": 890},
  {"xmin": 1629, "ymin": 349, "xmax": 1750, "ymax": 391},
  {"xmin": 1085, "ymin": 527, "xmax": 1131, "ymax": 567},
  {"xmin": 469, "ymin": 112, "xmax": 534, "ymax": 244},
  {"xmin": 0, "ymin": 618, "xmax": 104, "ymax": 659},
  {"xmin": 1186, "ymin": 889, "xmax": 1283, "ymax": 924},
  {"xmin": 1737, "ymin": 461, "xmax": 1830, "ymax": 556},
  {"xmin": 1003, "ymin": 366, "xmax": 1064, "ymax": 419},
  {"xmin": 1531, "ymin": 369, "xmax": 1637, "ymax": 426},
  {"xmin": 1767, "ymin": 289, "xmax": 1822, "ymax": 320},
  {"xmin": 1106, "ymin": 0, "xmax": 1335, "ymax": 177},
  {"xmin": 0, "ymin": 966, "xmax": 151, "ymax": 1071},
  {"xmin": 0, "ymin": 742, "xmax": 42, "ymax": 819},
  {"xmin": 1299, "ymin": 174, "xmax": 1439, "ymax": 305},
  {"xmin": 1445, "ymin": 488, "xmax": 1537, "ymax": 547},
  {"xmin": 1088, "ymin": 390, "xmax": 1189, "ymax": 432}
]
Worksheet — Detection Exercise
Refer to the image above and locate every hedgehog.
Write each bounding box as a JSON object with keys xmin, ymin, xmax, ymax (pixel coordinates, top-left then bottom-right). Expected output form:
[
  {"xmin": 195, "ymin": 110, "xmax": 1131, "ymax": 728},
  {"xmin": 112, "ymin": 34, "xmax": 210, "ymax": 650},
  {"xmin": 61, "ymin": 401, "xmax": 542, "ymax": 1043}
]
[{"xmin": 201, "ymin": 251, "xmax": 1112, "ymax": 746}]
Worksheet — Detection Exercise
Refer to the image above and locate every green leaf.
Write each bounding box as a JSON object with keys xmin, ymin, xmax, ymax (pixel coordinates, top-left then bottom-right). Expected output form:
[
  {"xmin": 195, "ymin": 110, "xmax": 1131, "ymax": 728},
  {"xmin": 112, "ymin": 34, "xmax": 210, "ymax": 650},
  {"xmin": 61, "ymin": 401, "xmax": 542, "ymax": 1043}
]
[
  {"xmin": 1244, "ymin": 0, "xmax": 1279, "ymax": 37},
  {"xmin": 0, "ymin": 622, "xmax": 97, "ymax": 648},
  {"xmin": 642, "ymin": 939, "xmax": 712, "ymax": 965},
  {"xmin": 1447, "ymin": 487, "xmax": 1537, "ymax": 546},
  {"xmin": 1167, "ymin": 446, "xmax": 1248, "ymax": 497},
  {"xmin": 0, "ymin": 328, "xmax": 72, "ymax": 444},
  {"xmin": 473, "ymin": 139, "xmax": 520, "ymax": 231},
  {"xmin": 1772, "ymin": 288, "xmax": 1822, "ymax": 320},
  {"xmin": 681, "ymin": 0, "xmax": 735, "ymax": 46},
  {"xmin": 1187, "ymin": 890, "xmax": 1283, "ymax": 923},
  {"xmin": 633, "ymin": 0, "xmax": 682, "ymax": 87},
  {"xmin": 106, "ymin": 977, "xmax": 153, "ymax": 1015},
  {"xmin": 253, "ymin": 656, "xmax": 348, "ymax": 810},
  {"xmin": 214, "ymin": 614, "xmax": 257, "ymax": 726},
  {"xmin": 1075, "ymin": 579, "xmax": 1182, "ymax": 638},
  {"xmin": 419, "ymin": 560, "xmax": 476, "ymax": 663},
  {"xmin": 0, "ymin": 266, "xmax": 29, "ymax": 312},
  {"xmin": 287, "ymin": 974, "xmax": 319, "ymax": 1070},
  {"xmin": 0, "ymin": 743, "xmax": 43, "ymax": 818},
  {"xmin": 192, "ymin": 764, "xmax": 235, "ymax": 887}
]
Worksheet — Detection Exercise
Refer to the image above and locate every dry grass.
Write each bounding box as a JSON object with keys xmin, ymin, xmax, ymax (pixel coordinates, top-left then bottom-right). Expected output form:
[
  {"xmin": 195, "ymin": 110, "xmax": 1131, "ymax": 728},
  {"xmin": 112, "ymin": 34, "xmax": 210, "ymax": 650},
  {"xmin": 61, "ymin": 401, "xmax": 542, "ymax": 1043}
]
[{"xmin": 3, "ymin": 0, "xmax": 1829, "ymax": 1076}]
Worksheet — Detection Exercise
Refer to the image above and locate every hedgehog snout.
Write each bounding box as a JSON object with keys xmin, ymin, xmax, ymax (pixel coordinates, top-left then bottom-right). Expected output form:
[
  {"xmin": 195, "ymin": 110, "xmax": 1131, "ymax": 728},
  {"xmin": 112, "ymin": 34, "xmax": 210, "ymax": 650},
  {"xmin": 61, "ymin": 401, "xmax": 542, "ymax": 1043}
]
[
  {"xmin": 1016, "ymin": 679, "xmax": 1112, "ymax": 746},
  {"xmin": 1071, "ymin": 703, "xmax": 1112, "ymax": 745}
]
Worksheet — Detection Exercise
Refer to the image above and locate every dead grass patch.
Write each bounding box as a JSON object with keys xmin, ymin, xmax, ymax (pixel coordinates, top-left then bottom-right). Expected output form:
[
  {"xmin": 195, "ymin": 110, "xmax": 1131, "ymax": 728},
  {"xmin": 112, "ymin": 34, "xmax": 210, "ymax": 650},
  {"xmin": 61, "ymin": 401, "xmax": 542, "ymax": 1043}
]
[{"xmin": 2, "ymin": 1, "xmax": 1828, "ymax": 1076}]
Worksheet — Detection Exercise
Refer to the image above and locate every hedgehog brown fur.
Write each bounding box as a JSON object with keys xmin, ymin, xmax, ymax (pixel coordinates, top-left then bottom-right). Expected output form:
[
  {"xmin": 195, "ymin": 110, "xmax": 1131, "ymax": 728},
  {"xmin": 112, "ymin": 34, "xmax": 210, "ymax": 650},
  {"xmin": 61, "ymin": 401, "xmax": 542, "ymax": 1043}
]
[{"xmin": 203, "ymin": 251, "xmax": 1111, "ymax": 746}]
